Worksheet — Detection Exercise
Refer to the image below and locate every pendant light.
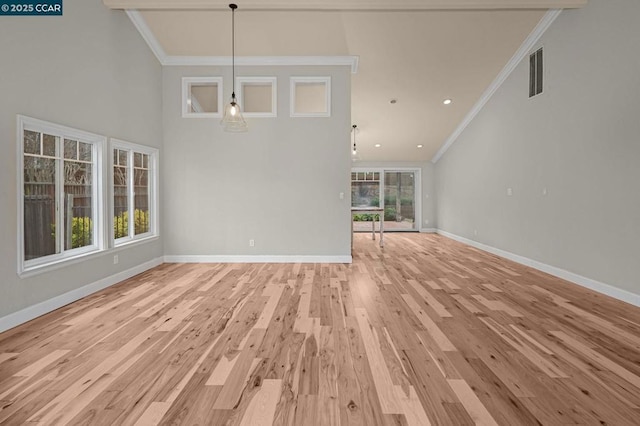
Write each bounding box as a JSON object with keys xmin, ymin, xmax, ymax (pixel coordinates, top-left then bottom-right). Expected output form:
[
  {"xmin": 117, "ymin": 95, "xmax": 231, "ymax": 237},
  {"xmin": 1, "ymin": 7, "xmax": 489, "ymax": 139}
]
[
  {"xmin": 351, "ymin": 124, "xmax": 360, "ymax": 162},
  {"xmin": 221, "ymin": 3, "xmax": 248, "ymax": 132}
]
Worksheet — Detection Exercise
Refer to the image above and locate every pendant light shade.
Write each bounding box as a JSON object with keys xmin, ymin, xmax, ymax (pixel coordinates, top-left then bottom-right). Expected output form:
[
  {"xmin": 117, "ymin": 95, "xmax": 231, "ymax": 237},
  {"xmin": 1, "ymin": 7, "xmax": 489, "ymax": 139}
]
[{"xmin": 221, "ymin": 3, "xmax": 247, "ymax": 132}]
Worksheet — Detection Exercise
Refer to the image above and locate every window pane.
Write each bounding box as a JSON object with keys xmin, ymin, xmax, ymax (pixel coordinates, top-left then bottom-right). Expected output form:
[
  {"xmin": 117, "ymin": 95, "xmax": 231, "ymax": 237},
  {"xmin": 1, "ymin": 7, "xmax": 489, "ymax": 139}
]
[
  {"xmin": 189, "ymin": 83, "xmax": 218, "ymax": 113},
  {"xmin": 23, "ymin": 155, "xmax": 58, "ymax": 260},
  {"xmin": 64, "ymin": 139, "xmax": 77, "ymax": 160},
  {"xmin": 243, "ymin": 83, "xmax": 272, "ymax": 113},
  {"xmin": 134, "ymin": 152, "xmax": 142, "ymax": 168},
  {"xmin": 294, "ymin": 82, "xmax": 327, "ymax": 114},
  {"xmin": 113, "ymin": 158, "xmax": 129, "ymax": 239},
  {"xmin": 79, "ymin": 142, "xmax": 92, "ymax": 162},
  {"xmin": 134, "ymin": 153, "xmax": 149, "ymax": 235},
  {"xmin": 351, "ymin": 181, "xmax": 380, "ymax": 207},
  {"xmin": 43, "ymin": 134, "xmax": 57, "ymax": 157},
  {"xmin": 24, "ymin": 130, "xmax": 40, "ymax": 154},
  {"xmin": 64, "ymin": 160, "xmax": 93, "ymax": 250},
  {"xmin": 384, "ymin": 171, "xmax": 415, "ymax": 229}
]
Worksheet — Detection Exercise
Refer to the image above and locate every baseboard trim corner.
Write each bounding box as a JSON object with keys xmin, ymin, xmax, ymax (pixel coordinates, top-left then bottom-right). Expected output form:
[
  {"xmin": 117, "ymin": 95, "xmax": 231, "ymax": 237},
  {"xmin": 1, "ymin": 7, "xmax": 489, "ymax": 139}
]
[
  {"xmin": 436, "ymin": 229, "xmax": 639, "ymax": 308},
  {"xmin": 420, "ymin": 228, "xmax": 437, "ymax": 233},
  {"xmin": 0, "ymin": 257, "xmax": 164, "ymax": 333}
]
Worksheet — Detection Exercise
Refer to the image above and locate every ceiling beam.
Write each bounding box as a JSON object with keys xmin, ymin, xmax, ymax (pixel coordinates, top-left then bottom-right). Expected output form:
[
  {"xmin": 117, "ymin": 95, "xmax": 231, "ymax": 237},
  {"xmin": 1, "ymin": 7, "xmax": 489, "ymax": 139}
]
[{"xmin": 104, "ymin": 0, "xmax": 587, "ymax": 11}]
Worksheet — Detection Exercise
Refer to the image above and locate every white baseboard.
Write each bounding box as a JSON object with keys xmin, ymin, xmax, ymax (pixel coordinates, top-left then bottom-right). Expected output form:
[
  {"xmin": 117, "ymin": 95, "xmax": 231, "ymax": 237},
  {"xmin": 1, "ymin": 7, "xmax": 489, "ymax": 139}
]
[
  {"xmin": 420, "ymin": 228, "xmax": 437, "ymax": 233},
  {"xmin": 436, "ymin": 230, "xmax": 640, "ymax": 308},
  {"xmin": 164, "ymin": 255, "xmax": 352, "ymax": 264},
  {"xmin": 0, "ymin": 257, "xmax": 164, "ymax": 333}
]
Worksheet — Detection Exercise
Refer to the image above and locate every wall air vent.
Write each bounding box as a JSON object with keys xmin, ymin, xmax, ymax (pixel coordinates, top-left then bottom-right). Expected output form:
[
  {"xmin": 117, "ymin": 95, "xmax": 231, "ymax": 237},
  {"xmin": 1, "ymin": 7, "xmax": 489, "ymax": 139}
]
[{"xmin": 529, "ymin": 47, "xmax": 543, "ymax": 98}]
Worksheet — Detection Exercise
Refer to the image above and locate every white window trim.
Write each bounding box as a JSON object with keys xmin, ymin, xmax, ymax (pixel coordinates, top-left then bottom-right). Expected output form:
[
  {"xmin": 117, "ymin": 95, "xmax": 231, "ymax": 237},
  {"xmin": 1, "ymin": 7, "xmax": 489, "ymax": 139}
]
[
  {"xmin": 17, "ymin": 115, "xmax": 106, "ymax": 276},
  {"xmin": 110, "ymin": 139, "xmax": 159, "ymax": 247},
  {"xmin": 236, "ymin": 76, "xmax": 277, "ymax": 118},
  {"xmin": 182, "ymin": 76, "xmax": 223, "ymax": 118},
  {"xmin": 290, "ymin": 76, "xmax": 331, "ymax": 118}
]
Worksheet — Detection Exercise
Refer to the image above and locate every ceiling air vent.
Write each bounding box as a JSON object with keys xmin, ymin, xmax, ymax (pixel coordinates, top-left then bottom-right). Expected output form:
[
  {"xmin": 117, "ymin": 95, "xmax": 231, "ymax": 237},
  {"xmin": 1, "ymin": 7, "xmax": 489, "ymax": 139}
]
[{"xmin": 529, "ymin": 48, "xmax": 543, "ymax": 98}]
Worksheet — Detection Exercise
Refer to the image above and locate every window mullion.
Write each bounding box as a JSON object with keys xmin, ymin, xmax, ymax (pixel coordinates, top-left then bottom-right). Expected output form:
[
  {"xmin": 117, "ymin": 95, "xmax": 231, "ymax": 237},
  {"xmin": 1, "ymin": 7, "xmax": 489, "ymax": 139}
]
[
  {"xmin": 379, "ymin": 172, "xmax": 385, "ymax": 210},
  {"xmin": 128, "ymin": 150, "xmax": 135, "ymax": 239},
  {"xmin": 56, "ymin": 135, "xmax": 64, "ymax": 255}
]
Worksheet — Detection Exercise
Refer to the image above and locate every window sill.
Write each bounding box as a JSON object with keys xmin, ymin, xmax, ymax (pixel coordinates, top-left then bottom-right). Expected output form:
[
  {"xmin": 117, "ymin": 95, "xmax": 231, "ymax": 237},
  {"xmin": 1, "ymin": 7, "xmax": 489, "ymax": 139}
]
[
  {"xmin": 113, "ymin": 234, "xmax": 159, "ymax": 251},
  {"xmin": 19, "ymin": 235, "xmax": 159, "ymax": 279}
]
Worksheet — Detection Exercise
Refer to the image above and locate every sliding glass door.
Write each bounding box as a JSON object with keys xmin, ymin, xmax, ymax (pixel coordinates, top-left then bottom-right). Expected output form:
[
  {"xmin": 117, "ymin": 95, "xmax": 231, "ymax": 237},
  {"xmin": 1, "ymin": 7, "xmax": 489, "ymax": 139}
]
[
  {"xmin": 384, "ymin": 171, "xmax": 416, "ymax": 230},
  {"xmin": 351, "ymin": 169, "xmax": 419, "ymax": 232}
]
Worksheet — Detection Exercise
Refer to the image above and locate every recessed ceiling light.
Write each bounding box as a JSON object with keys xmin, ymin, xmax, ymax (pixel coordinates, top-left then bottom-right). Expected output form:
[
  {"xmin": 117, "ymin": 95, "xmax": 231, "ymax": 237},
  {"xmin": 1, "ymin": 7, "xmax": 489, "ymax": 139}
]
[
  {"xmin": 390, "ymin": 99, "xmax": 397, "ymax": 104},
  {"xmin": 443, "ymin": 99, "xmax": 452, "ymax": 105},
  {"xmin": 374, "ymin": 144, "xmax": 381, "ymax": 148},
  {"xmin": 417, "ymin": 144, "xmax": 423, "ymax": 148}
]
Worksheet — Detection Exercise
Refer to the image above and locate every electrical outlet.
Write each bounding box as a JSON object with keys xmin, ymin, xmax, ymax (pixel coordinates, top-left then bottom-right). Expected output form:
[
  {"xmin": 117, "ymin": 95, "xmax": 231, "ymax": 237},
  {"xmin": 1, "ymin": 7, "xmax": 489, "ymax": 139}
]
[
  {"xmin": 507, "ymin": 187, "xmax": 513, "ymax": 196},
  {"xmin": 339, "ymin": 192, "xmax": 344, "ymax": 200},
  {"xmin": 249, "ymin": 239, "xmax": 255, "ymax": 247},
  {"xmin": 113, "ymin": 254, "xmax": 119, "ymax": 264}
]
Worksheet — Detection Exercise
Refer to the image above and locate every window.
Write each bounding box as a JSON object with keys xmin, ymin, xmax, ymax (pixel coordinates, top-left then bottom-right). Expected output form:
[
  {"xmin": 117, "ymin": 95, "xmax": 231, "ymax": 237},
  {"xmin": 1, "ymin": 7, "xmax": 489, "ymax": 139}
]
[
  {"xmin": 351, "ymin": 171, "xmax": 381, "ymax": 207},
  {"xmin": 182, "ymin": 77, "xmax": 223, "ymax": 118},
  {"xmin": 237, "ymin": 77, "xmax": 277, "ymax": 117},
  {"xmin": 111, "ymin": 139, "xmax": 158, "ymax": 245},
  {"xmin": 290, "ymin": 76, "xmax": 331, "ymax": 117},
  {"xmin": 529, "ymin": 47, "xmax": 543, "ymax": 98},
  {"xmin": 351, "ymin": 169, "xmax": 420, "ymax": 232},
  {"xmin": 18, "ymin": 115, "xmax": 104, "ymax": 273}
]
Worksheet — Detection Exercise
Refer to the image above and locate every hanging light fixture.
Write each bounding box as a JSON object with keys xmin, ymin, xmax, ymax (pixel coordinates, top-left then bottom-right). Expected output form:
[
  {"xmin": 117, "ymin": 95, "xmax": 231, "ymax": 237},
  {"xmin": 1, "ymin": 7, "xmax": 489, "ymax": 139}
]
[
  {"xmin": 351, "ymin": 124, "xmax": 360, "ymax": 162},
  {"xmin": 221, "ymin": 3, "xmax": 248, "ymax": 132}
]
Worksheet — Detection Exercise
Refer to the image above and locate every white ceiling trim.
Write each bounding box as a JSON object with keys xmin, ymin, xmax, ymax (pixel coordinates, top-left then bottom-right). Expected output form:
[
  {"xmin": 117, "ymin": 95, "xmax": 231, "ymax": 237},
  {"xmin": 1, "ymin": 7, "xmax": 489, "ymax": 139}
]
[
  {"xmin": 108, "ymin": 0, "xmax": 587, "ymax": 11},
  {"xmin": 126, "ymin": 10, "xmax": 358, "ymax": 72},
  {"xmin": 431, "ymin": 9, "xmax": 562, "ymax": 164},
  {"xmin": 126, "ymin": 10, "xmax": 166, "ymax": 63},
  {"xmin": 163, "ymin": 55, "xmax": 359, "ymax": 73}
]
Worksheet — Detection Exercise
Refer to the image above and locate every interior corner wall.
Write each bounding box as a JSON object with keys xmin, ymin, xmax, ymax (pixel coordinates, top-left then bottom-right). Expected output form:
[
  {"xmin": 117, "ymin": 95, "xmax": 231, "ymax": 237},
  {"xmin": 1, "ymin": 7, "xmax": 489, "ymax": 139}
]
[
  {"xmin": 0, "ymin": 0, "xmax": 163, "ymax": 320},
  {"xmin": 162, "ymin": 66, "xmax": 352, "ymax": 259},
  {"xmin": 352, "ymin": 161, "xmax": 437, "ymax": 230},
  {"xmin": 435, "ymin": 0, "xmax": 640, "ymax": 297}
]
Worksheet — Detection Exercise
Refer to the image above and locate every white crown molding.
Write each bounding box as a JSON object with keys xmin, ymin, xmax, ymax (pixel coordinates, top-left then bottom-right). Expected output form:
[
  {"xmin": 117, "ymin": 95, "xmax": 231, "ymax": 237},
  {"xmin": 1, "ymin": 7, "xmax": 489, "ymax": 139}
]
[
  {"xmin": 437, "ymin": 229, "xmax": 640, "ymax": 308},
  {"xmin": 126, "ymin": 10, "xmax": 166, "ymax": 64},
  {"xmin": 107, "ymin": 0, "xmax": 587, "ymax": 11},
  {"xmin": 164, "ymin": 255, "xmax": 353, "ymax": 264},
  {"xmin": 125, "ymin": 10, "xmax": 360, "ymax": 72},
  {"xmin": 163, "ymin": 55, "xmax": 360, "ymax": 73},
  {"xmin": 431, "ymin": 9, "xmax": 562, "ymax": 164},
  {"xmin": 0, "ymin": 257, "xmax": 163, "ymax": 333}
]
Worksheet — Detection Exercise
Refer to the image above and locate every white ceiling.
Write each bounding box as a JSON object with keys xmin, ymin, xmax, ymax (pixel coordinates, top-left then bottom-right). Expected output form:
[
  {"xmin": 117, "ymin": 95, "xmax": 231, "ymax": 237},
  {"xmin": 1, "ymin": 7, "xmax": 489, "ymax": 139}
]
[{"xmin": 105, "ymin": 1, "xmax": 585, "ymax": 162}]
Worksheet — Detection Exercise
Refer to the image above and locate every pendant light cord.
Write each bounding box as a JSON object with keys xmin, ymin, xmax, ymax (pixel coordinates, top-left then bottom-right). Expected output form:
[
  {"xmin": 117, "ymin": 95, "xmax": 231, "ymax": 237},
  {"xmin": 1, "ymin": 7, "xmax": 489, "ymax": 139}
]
[
  {"xmin": 352, "ymin": 124, "xmax": 357, "ymax": 151},
  {"xmin": 231, "ymin": 4, "xmax": 237, "ymax": 99}
]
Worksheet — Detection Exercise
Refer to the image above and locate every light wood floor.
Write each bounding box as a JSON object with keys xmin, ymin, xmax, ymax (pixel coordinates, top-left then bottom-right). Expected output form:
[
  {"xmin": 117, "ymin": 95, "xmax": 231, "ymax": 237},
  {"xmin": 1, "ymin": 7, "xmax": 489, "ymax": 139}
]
[{"xmin": 1, "ymin": 233, "xmax": 639, "ymax": 425}]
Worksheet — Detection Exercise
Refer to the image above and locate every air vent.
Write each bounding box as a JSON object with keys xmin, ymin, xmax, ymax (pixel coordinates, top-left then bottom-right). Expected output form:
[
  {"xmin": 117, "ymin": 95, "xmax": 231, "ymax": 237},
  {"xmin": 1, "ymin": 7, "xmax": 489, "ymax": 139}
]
[{"xmin": 529, "ymin": 47, "xmax": 543, "ymax": 98}]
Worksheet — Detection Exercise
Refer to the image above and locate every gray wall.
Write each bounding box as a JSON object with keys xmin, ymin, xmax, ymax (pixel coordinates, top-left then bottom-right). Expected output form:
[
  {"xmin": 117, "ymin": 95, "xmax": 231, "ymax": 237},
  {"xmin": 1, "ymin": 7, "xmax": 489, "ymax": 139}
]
[
  {"xmin": 353, "ymin": 161, "xmax": 437, "ymax": 230},
  {"xmin": 163, "ymin": 66, "xmax": 351, "ymax": 257},
  {"xmin": 0, "ymin": 0, "xmax": 163, "ymax": 318},
  {"xmin": 435, "ymin": 0, "xmax": 640, "ymax": 296}
]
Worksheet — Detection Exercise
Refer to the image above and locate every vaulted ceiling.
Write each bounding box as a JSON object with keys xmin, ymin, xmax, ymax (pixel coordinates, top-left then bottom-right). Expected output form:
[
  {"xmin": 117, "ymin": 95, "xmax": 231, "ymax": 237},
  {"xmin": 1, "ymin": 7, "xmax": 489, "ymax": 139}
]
[{"xmin": 104, "ymin": 0, "xmax": 586, "ymax": 162}]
